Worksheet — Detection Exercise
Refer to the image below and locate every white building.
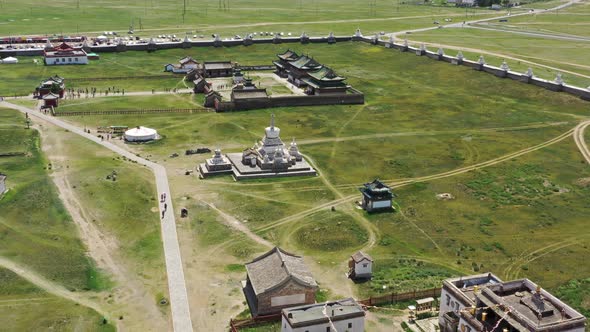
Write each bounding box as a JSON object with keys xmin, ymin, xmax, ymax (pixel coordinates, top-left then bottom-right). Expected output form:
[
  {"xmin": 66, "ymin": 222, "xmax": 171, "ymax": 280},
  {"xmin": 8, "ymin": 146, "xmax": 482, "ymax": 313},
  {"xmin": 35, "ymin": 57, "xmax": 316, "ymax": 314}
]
[
  {"xmin": 281, "ymin": 298, "xmax": 365, "ymax": 332},
  {"xmin": 0, "ymin": 56, "xmax": 18, "ymax": 64},
  {"xmin": 124, "ymin": 126, "xmax": 158, "ymax": 142},
  {"xmin": 348, "ymin": 251, "xmax": 373, "ymax": 280},
  {"xmin": 44, "ymin": 42, "xmax": 88, "ymax": 66},
  {"xmin": 439, "ymin": 273, "xmax": 587, "ymax": 332}
]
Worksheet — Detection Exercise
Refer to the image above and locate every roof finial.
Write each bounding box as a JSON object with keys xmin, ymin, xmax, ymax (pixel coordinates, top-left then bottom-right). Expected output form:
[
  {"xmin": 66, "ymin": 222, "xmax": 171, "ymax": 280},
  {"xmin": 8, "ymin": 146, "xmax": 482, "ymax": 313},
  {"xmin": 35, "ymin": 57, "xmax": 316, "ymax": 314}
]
[{"xmin": 270, "ymin": 113, "xmax": 275, "ymax": 129}]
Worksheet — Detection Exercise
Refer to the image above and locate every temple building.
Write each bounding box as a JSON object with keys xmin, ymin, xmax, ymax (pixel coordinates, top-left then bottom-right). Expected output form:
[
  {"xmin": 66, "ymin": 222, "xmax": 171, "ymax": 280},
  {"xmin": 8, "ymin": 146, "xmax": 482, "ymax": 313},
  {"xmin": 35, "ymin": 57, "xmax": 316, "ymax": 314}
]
[
  {"xmin": 164, "ymin": 56, "xmax": 200, "ymax": 74},
  {"xmin": 301, "ymin": 66, "xmax": 349, "ymax": 95},
  {"xmin": 198, "ymin": 148, "xmax": 232, "ymax": 177},
  {"xmin": 359, "ymin": 179, "xmax": 394, "ymax": 212},
  {"xmin": 35, "ymin": 75, "xmax": 65, "ymax": 98},
  {"xmin": 42, "ymin": 93, "xmax": 60, "ymax": 108},
  {"xmin": 273, "ymin": 49, "xmax": 301, "ymax": 78},
  {"xmin": 439, "ymin": 273, "xmax": 587, "ymax": 332},
  {"xmin": 243, "ymin": 247, "xmax": 318, "ymax": 317},
  {"xmin": 285, "ymin": 55, "xmax": 323, "ymax": 87},
  {"xmin": 202, "ymin": 61, "xmax": 233, "ymax": 78},
  {"xmin": 198, "ymin": 114, "xmax": 317, "ymax": 180},
  {"xmin": 44, "ymin": 42, "xmax": 88, "ymax": 66}
]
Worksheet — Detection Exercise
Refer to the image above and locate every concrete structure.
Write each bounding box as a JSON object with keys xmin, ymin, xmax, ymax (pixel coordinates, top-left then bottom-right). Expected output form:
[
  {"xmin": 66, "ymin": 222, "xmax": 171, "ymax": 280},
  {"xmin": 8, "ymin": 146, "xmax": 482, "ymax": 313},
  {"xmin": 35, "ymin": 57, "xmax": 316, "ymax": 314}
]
[
  {"xmin": 348, "ymin": 251, "xmax": 373, "ymax": 280},
  {"xmin": 281, "ymin": 298, "xmax": 366, "ymax": 332},
  {"xmin": 198, "ymin": 148, "xmax": 232, "ymax": 177},
  {"xmin": 0, "ymin": 173, "xmax": 6, "ymax": 196},
  {"xmin": 124, "ymin": 126, "xmax": 158, "ymax": 142},
  {"xmin": 439, "ymin": 273, "xmax": 587, "ymax": 332},
  {"xmin": 44, "ymin": 42, "xmax": 88, "ymax": 65},
  {"xmin": 164, "ymin": 56, "xmax": 200, "ymax": 74},
  {"xmin": 359, "ymin": 179, "xmax": 394, "ymax": 212},
  {"xmin": 243, "ymin": 247, "xmax": 318, "ymax": 317}
]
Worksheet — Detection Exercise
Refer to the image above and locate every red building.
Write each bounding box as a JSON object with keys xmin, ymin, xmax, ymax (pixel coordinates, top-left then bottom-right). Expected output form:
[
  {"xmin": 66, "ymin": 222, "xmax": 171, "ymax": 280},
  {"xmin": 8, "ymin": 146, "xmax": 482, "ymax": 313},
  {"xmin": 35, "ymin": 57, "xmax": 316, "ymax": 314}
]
[{"xmin": 35, "ymin": 75, "xmax": 65, "ymax": 98}]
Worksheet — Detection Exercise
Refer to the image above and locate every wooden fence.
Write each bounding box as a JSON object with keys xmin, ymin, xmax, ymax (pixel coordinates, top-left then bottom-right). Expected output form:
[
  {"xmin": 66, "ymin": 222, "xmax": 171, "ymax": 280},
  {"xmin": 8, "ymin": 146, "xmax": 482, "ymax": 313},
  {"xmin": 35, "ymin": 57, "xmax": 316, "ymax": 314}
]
[
  {"xmin": 359, "ymin": 287, "xmax": 441, "ymax": 307},
  {"xmin": 227, "ymin": 288, "xmax": 441, "ymax": 331},
  {"xmin": 54, "ymin": 108, "xmax": 210, "ymax": 116},
  {"xmin": 68, "ymin": 75, "xmax": 172, "ymax": 82}
]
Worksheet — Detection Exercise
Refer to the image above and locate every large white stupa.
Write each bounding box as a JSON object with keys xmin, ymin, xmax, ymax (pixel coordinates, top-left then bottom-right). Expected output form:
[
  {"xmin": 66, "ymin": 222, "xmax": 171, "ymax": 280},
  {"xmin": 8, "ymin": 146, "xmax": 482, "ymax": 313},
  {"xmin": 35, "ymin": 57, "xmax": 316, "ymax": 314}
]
[{"xmin": 124, "ymin": 126, "xmax": 158, "ymax": 142}]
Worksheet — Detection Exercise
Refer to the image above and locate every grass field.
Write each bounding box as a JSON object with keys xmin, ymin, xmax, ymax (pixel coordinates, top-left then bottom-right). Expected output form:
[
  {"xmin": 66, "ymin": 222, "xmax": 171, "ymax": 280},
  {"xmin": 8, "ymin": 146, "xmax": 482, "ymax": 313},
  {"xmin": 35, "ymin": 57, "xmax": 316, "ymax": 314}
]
[
  {"xmin": 0, "ymin": 268, "xmax": 115, "ymax": 331},
  {"xmin": 494, "ymin": 1, "xmax": 590, "ymax": 37},
  {"xmin": 407, "ymin": 28, "xmax": 590, "ymax": 87},
  {"xmin": 57, "ymin": 94, "xmax": 202, "ymax": 113},
  {"xmin": 0, "ymin": 108, "xmax": 102, "ymax": 291},
  {"xmin": 45, "ymin": 42, "xmax": 590, "ymax": 313},
  {"xmin": 0, "ymin": 0, "xmax": 512, "ymax": 37}
]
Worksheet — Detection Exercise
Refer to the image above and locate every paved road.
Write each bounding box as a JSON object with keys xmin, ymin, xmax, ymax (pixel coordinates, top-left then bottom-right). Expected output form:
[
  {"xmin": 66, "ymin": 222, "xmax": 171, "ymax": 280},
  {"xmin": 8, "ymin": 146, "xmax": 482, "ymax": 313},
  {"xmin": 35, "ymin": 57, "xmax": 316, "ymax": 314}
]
[{"xmin": 0, "ymin": 101, "xmax": 194, "ymax": 332}]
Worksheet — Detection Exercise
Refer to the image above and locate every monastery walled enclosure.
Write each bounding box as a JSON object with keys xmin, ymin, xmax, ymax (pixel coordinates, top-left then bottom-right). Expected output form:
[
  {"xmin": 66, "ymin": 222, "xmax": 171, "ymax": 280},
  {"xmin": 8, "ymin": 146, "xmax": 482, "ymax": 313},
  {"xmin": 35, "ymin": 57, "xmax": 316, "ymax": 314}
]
[{"xmin": 3, "ymin": 33, "xmax": 590, "ymax": 101}]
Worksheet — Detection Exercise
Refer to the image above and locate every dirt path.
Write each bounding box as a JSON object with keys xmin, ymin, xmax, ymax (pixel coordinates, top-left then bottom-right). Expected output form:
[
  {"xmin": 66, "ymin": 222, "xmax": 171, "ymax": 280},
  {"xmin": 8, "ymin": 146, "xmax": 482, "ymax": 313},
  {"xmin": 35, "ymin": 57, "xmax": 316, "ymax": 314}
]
[
  {"xmin": 35, "ymin": 119, "xmax": 168, "ymax": 331},
  {"xmin": 1, "ymin": 101, "xmax": 193, "ymax": 332},
  {"xmin": 297, "ymin": 122, "xmax": 571, "ymax": 145},
  {"xmin": 0, "ymin": 256, "xmax": 107, "ymax": 319},
  {"xmin": 202, "ymin": 202, "xmax": 273, "ymax": 248},
  {"xmin": 259, "ymin": 126, "xmax": 575, "ymax": 233}
]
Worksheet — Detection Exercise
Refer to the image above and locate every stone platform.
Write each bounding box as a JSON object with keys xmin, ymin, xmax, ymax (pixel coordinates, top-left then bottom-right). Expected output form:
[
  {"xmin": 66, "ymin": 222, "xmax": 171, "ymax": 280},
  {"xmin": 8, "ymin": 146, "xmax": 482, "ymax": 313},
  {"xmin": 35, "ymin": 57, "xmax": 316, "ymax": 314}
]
[{"xmin": 226, "ymin": 153, "xmax": 317, "ymax": 180}]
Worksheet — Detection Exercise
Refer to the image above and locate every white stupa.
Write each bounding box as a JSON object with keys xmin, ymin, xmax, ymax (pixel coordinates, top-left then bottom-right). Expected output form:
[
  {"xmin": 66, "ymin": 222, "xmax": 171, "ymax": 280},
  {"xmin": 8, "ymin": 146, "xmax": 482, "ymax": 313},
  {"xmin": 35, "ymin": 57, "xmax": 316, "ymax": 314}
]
[{"xmin": 124, "ymin": 126, "xmax": 158, "ymax": 142}]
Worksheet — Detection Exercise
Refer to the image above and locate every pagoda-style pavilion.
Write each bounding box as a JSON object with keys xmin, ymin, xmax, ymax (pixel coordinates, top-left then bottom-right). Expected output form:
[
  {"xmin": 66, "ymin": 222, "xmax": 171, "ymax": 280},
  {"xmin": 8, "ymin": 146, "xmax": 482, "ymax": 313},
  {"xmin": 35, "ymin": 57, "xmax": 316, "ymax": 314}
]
[
  {"xmin": 35, "ymin": 75, "xmax": 65, "ymax": 98},
  {"xmin": 273, "ymin": 49, "xmax": 300, "ymax": 78},
  {"xmin": 301, "ymin": 67, "xmax": 348, "ymax": 95},
  {"xmin": 359, "ymin": 179, "xmax": 394, "ymax": 212},
  {"xmin": 285, "ymin": 55, "xmax": 323, "ymax": 87}
]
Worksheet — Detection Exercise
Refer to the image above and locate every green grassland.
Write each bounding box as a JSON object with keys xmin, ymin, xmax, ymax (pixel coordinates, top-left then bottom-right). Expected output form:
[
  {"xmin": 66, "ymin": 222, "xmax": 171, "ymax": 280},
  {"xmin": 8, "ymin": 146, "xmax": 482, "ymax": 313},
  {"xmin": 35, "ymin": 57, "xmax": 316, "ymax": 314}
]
[
  {"xmin": 45, "ymin": 42, "xmax": 590, "ymax": 302},
  {"xmin": 408, "ymin": 28, "xmax": 590, "ymax": 87},
  {"xmin": 0, "ymin": 268, "xmax": 115, "ymax": 331},
  {"xmin": 0, "ymin": 108, "xmax": 101, "ymax": 290},
  {"xmin": 494, "ymin": 1, "xmax": 590, "ymax": 37},
  {"xmin": 46, "ymin": 126, "xmax": 168, "ymax": 306},
  {"xmin": 57, "ymin": 94, "xmax": 202, "ymax": 113},
  {"xmin": 0, "ymin": 0, "xmax": 509, "ymax": 37}
]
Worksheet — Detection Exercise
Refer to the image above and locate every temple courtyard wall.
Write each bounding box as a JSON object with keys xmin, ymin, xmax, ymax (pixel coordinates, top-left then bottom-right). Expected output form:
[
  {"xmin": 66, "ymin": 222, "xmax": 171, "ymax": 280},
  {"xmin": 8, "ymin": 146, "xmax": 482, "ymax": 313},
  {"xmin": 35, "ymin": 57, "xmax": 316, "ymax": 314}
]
[{"xmin": 4, "ymin": 34, "xmax": 589, "ymax": 101}]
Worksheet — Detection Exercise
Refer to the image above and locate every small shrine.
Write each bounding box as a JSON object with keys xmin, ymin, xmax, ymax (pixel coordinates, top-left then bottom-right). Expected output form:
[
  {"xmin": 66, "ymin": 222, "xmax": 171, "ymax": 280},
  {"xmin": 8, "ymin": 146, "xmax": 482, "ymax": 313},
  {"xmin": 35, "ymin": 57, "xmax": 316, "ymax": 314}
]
[{"xmin": 359, "ymin": 179, "xmax": 395, "ymax": 212}]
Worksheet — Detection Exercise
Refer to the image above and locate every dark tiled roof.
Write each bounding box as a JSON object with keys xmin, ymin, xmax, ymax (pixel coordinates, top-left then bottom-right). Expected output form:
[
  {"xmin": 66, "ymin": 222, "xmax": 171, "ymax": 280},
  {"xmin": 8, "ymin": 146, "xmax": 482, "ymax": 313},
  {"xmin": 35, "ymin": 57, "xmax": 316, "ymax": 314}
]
[
  {"xmin": 307, "ymin": 67, "xmax": 346, "ymax": 82},
  {"xmin": 288, "ymin": 55, "xmax": 322, "ymax": 70},
  {"xmin": 277, "ymin": 49, "xmax": 299, "ymax": 61},
  {"xmin": 246, "ymin": 247, "xmax": 318, "ymax": 296}
]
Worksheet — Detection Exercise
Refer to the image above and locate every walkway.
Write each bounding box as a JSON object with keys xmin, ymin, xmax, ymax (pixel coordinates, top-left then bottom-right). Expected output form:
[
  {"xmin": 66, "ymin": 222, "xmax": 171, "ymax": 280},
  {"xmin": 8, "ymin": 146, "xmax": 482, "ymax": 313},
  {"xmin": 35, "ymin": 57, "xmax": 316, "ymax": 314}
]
[{"xmin": 0, "ymin": 101, "xmax": 194, "ymax": 332}]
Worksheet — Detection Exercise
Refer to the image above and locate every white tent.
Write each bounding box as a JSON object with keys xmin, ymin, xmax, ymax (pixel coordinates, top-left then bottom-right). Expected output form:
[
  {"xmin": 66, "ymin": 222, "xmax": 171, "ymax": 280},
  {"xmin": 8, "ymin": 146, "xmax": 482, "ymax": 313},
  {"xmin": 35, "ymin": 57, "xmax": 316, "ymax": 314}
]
[
  {"xmin": 0, "ymin": 57, "xmax": 18, "ymax": 64},
  {"xmin": 124, "ymin": 126, "xmax": 158, "ymax": 142}
]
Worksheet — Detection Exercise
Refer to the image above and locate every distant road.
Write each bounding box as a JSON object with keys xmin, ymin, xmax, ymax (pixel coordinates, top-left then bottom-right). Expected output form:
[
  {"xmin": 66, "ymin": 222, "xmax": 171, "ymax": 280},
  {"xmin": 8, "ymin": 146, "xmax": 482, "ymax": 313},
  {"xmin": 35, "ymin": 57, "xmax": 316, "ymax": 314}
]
[
  {"xmin": 391, "ymin": 0, "xmax": 582, "ymax": 37},
  {"xmin": 0, "ymin": 101, "xmax": 194, "ymax": 332}
]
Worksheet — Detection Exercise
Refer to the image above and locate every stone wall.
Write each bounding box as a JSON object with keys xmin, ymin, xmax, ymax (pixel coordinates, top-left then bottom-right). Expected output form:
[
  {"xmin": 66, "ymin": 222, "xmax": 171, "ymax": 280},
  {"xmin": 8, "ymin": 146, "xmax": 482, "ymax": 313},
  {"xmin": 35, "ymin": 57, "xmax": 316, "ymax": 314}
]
[
  {"xmin": 256, "ymin": 279, "xmax": 316, "ymax": 316},
  {"xmin": 215, "ymin": 88, "xmax": 364, "ymax": 112}
]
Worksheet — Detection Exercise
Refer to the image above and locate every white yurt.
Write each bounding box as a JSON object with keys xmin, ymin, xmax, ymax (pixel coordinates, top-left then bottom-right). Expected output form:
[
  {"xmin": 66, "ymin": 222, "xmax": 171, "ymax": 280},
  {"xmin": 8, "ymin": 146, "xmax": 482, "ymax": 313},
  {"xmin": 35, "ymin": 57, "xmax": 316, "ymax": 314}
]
[
  {"xmin": 0, "ymin": 57, "xmax": 18, "ymax": 64},
  {"xmin": 124, "ymin": 126, "xmax": 158, "ymax": 142}
]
